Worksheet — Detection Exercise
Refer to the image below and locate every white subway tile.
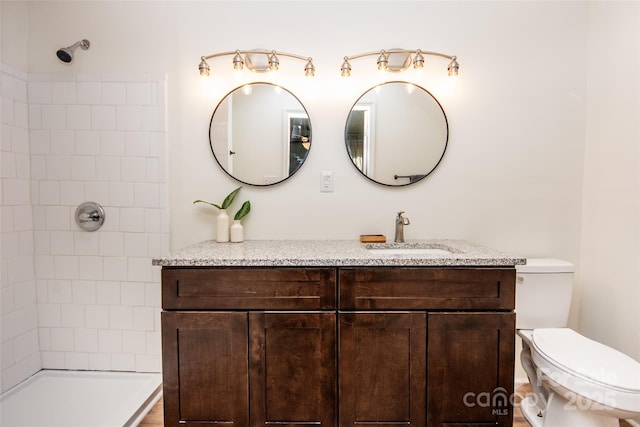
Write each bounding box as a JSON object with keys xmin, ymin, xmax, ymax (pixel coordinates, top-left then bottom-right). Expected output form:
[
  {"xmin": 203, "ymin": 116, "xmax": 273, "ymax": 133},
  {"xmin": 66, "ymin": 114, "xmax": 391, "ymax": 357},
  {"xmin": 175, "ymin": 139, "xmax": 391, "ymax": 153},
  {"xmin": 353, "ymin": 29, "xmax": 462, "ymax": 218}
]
[
  {"xmin": 1, "ymin": 97, "xmax": 14, "ymax": 126},
  {"xmin": 116, "ymin": 105, "xmax": 141, "ymax": 131},
  {"xmin": 144, "ymin": 283, "xmax": 161, "ymax": 308},
  {"xmin": 41, "ymin": 351, "xmax": 64, "ymax": 369},
  {"xmin": 133, "ymin": 307, "xmax": 154, "ymax": 331},
  {"xmin": 74, "ymin": 329, "xmax": 97, "ymax": 352},
  {"xmin": 14, "ymin": 101, "xmax": 28, "ymax": 129},
  {"xmin": 88, "ymin": 353, "xmax": 111, "ymax": 370},
  {"xmin": 101, "ymin": 82, "xmax": 126, "ymax": 105},
  {"xmin": 109, "ymin": 305, "xmax": 133, "ymax": 329},
  {"xmin": 64, "ymin": 352, "xmax": 88, "ymax": 370},
  {"xmin": 1, "ymin": 286, "xmax": 14, "ymax": 314},
  {"xmin": 96, "ymin": 282, "xmax": 120, "ymax": 305},
  {"xmin": 45, "ymin": 155, "xmax": 71, "ymax": 180},
  {"xmin": 53, "ymin": 255, "xmax": 79, "ymax": 279},
  {"xmin": 29, "ymin": 129, "xmax": 51, "ymax": 155},
  {"xmin": 45, "ymin": 206, "xmax": 70, "ymax": 230},
  {"xmin": 51, "ymin": 82, "xmax": 76, "ymax": 104},
  {"xmin": 145, "ymin": 158, "xmax": 161, "ymax": 182},
  {"xmin": 110, "ymin": 182, "xmax": 134, "ymax": 207},
  {"xmin": 30, "ymin": 155, "xmax": 47, "ymax": 180},
  {"xmin": 71, "ymin": 156, "xmax": 96, "ymax": 181},
  {"xmin": 1, "ymin": 151, "xmax": 16, "ymax": 178},
  {"xmin": 124, "ymin": 233, "xmax": 147, "ymax": 257},
  {"xmin": 60, "ymin": 180, "xmax": 85, "ymax": 205},
  {"xmin": 122, "ymin": 330, "xmax": 145, "ymax": 354},
  {"xmin": 91, "ymin": 105, "xmax": 116, "ymax": 130},
  {"xmin": 36, "ymin": 280, "xmax": 48, "ymax": 303},
  {"xmin": 77, "ymin": 255, "xmax": 103, "ymax": 280},
  {"xmin": 1, "ymin": 123, "xmax": 12, "ymax": 151},
  {"xmin": 13, "ymin": 279, "xmax": 35, "ymax": 311},
  {"xmin": 34, "ymin": 255, "xmax": 54, "ymax": 279},
  {"xmin": 28, "ymin": 81, "xmax": 51, "ymax": 104},
  {"xmin": 134, "ymin": 183, "xmax": 159, "ymax": 208},
  {"xmin": 13, "ymin": 329, "xmax": 39, "ymax": 361},
  {"xmin": 95, "ymin": 156, "xmax": 120, "ymax": 181},
  {"xmin": 7, "ymin": 255, "xmax": 34, "ymax": 284},
  {"xmin": 41, "ymin": 105, "xmax": 66, "ymax": 130},
  {"xmin": 67, "ymin": 105, "xmax": 91, "ymax": 130},
  {"xmin": 143, "ymin": 209, "xmax": 160, "ymax": 232},
  {"xmin": 99, "ymin": 232, "xmax": 123, "ymax": 256},
  {"xmin": 38, "ymin": 304, "xmax": 62, "ymax": 328},
  {"xmin": 120, "ymin": 208, "xmax": 144, "ymax": 232},
  {"xmin": 49, "ymin": 231, "xmax": 73, "ymax": 255},
  {"xmin": 103, "ymin": 257, "xmax": 127, "ymax": 281},
  {"xmin": 12, "ymin": 126, "xmax": 29, "ymax": 153},
  {"xmin": 15, "ymin": 152, "xmax": 30, "ymax": 179},
  {"xmin": 75, "ymin": 130, "xmax": 100, "ymax": 155},
  {"xmin": 28, "ymin": 104, "xmax": 42, "ymax": 129},
  {"xmin": 72, "ymin": 280, "xmax": 96, "ymax": 304},
  {"xmin": 125, "ymin": 132, "xmax": 149, "ymax": 156},
  {"xmin": 14, "ymin": 205, "xmax": 33, "ymax": 232},
  {"xmin": 126, "ymin": 82, "xmax": 152, "ymax": 105},
  {"xmin": 77, "ymin": 82, "xmax": 101, "ymax": 104},
  {"xmin": 145, "ymin": 331, "xmax": 161, "ymax": 355},
  {"xmin": 98, "ymin": 329, "xmax": 121, "ymax": 353},
  {"xmin": 50, "ymin": 327, "xmax": 74, "ymax": 351},
  {"xmin": 50, "ymin": 130, "xmax": 74, "ymax": 154},
  {"xmin": 85, "ymin": 305, "xmax": 109, "ymax": 329},
  {"xmin": 3, "ymin": 178, "xmax": 30, "ymax": 205},
  {"xmin": 74, "ymin": 233, "xmax": 99, "ymax": 256},
  {"xmin": 127, "ymin": 258, "xmax": 152, "ymax": 283},
  {"xmin": 0, "ymin": 340, "xmax": 15, "ymax": 371},
  {"xmin": 121, "ymin": 157, "xmax": 146, "ymax": 182},
  {"xmin": 121, "ymin": 282, "xmax": 145, "ymax": 306},
  {"xmin": 39, "ymin": 180, "xmax": 60, "ymax": 205},
  {"xmin": 47, "ymin": 280, "xmax": 72, "ymax": 304},
  {"xmin": 135, "ymin": 354, "xmax": 161, "ymax": 373},
  {"xmin": 60, "ymin": 304, "xmax": 84, "ymax": 328},
  {"xmin": 38, "ymin": 328, "xmax": 51, "ymax": 351},
  {"xmin": 84, "ymin": 181, "xmax": 110, "ymax": 205},
  {"xmin": 112, "ymin": 353, "xmax": 135, "ymax": 371},
  {"xmin": 100, "ymin": 131, "xmax": 125, "ymax": 155}
]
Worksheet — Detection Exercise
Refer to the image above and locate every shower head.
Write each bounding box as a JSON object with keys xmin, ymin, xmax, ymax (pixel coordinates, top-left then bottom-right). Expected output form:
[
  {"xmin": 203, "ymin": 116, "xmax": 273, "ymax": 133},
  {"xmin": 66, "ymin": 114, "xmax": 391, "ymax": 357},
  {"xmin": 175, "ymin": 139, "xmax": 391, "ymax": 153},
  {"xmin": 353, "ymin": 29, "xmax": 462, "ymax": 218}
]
[{"xmin": 56, "ymin": 39, "xmax": 90, "ymax": 63}]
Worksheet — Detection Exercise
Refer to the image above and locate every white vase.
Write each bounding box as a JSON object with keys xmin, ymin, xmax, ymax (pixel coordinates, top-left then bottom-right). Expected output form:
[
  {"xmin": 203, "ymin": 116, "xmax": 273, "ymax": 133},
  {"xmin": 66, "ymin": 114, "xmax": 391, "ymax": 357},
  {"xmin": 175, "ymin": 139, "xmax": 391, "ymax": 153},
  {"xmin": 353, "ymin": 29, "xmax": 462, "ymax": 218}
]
[
  {"xmin": 216, "ymin": 209, "xmax": 230, "ymax": 242},
  {"xmin": 230, "ymin": 220, "xmax": 244, "ymax": 243}
]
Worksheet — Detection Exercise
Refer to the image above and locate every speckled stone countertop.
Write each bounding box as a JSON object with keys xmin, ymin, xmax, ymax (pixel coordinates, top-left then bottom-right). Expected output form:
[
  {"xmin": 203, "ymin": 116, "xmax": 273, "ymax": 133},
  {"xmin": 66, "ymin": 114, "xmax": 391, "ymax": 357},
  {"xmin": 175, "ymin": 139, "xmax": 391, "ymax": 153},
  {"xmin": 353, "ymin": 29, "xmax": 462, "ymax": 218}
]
[{"xmin": 152, "ymin": 239, "xmax": 526, "ymax": 267}]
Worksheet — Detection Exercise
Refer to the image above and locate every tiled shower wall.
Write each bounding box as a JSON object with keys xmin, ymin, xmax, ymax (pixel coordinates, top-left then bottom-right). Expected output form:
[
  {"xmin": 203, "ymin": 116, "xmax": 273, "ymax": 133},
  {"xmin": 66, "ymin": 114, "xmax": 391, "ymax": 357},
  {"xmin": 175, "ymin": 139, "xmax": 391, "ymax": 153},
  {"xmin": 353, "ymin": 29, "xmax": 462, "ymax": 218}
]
[
  {"xmin": 1, "ymin": 64, "xmax": 40, "ymax": 392},
  {"xmin": 1, "ymin": 65, "xmax": 169, "ymax": 392}
]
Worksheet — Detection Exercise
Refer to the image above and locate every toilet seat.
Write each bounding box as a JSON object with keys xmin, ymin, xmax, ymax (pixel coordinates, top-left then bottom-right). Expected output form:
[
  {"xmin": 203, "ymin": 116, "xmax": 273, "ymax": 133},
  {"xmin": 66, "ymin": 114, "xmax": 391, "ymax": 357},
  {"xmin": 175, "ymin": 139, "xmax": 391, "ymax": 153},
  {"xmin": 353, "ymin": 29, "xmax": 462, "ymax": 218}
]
[{"xmin": 531, "ymin": 328, "xmax": 640, "ymax": 413}]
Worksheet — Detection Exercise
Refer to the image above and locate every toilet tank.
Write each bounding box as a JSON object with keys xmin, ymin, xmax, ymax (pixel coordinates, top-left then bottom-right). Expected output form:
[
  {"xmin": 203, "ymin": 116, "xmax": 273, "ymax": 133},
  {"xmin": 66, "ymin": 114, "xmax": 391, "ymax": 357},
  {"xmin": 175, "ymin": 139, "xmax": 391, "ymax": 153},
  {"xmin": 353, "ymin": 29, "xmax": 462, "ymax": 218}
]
[{"xmin": 515, "ymin": 258, "xmax": 574, "ymax": 330}]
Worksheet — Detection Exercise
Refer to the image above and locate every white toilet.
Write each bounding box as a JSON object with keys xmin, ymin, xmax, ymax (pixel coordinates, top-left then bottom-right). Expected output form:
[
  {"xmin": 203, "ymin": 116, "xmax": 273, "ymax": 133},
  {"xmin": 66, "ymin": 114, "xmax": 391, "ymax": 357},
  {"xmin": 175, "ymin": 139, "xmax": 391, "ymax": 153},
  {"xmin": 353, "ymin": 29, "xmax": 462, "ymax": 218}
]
[{"xmin": 516, "ymin": 258, "xmax": 640, "ymax": 427}]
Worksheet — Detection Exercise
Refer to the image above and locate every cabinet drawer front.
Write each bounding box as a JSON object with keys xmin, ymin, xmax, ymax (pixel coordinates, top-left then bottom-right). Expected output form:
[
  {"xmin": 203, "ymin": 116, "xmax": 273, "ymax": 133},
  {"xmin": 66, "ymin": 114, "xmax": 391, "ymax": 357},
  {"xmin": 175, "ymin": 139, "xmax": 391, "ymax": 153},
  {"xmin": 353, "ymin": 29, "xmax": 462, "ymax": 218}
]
[
  {"xmin": 339, "ymin": 268, "xmax": 515, "ymax": 310},
  {"xmin": 163, "ymin": 267, "xmax": 336, "ymax": 310}
]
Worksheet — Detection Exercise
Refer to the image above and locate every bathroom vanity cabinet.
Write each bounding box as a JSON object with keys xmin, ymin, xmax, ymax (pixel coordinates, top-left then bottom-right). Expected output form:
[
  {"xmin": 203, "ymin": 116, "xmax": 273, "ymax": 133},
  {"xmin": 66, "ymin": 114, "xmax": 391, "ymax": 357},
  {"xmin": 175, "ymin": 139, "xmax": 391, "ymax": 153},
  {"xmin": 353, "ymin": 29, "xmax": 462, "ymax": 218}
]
[{"xmin": 160, "ymin": 263, "xmax": 516, "ymax": 427}]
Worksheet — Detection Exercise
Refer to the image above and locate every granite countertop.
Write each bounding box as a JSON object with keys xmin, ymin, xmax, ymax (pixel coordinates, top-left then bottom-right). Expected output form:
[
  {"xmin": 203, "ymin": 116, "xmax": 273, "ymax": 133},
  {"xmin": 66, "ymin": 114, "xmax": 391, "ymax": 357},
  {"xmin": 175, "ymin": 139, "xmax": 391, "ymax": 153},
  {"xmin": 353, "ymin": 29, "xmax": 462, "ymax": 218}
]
[{"xmin": 152, "ymin": 239, "xmax": 526, "ymax": 267}]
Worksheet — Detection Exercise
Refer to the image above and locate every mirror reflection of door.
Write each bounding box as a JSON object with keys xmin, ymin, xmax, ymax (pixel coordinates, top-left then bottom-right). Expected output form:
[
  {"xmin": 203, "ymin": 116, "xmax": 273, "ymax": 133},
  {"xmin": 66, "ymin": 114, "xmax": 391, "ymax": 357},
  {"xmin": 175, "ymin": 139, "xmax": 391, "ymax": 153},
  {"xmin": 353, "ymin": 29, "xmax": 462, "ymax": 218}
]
[
  {"xmin": 209, "ymin": 83, "xmax": 312, "ymax": 186},
  {"xmin": 287, "ymin": 113, "xmax": 311, "ymax": 176},
  {"xmin": 344, "ymin": 82, "xmax": 448, "ymax": 186},
  {"xmin": 345, "ymin": 104, "xmax": 374, "ymax": 176}
]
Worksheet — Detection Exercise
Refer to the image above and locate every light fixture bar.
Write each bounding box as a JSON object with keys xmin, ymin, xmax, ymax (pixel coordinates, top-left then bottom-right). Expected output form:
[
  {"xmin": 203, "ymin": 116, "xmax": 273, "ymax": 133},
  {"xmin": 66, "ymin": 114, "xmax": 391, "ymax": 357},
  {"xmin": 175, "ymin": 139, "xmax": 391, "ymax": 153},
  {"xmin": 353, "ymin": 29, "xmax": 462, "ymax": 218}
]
[
  {"xmin": 199, "ymin": 49, "xmax": 315, "ymax": 77},
  {"xmin": 340, "ymin": 48, "xmax": 458, "ymax": 77}
]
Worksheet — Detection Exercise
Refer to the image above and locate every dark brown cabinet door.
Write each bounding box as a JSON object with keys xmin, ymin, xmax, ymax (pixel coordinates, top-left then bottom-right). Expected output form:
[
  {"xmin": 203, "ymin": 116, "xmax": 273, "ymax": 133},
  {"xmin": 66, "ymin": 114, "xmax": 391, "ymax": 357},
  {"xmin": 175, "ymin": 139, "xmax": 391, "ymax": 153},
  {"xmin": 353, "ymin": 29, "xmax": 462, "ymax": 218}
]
[
  {"xmin": 339, "ymin": 312, "xmax": 427, "ymax": 427},
  {"xmin": 162, "ymin": 312, "xmax": 249, "ymax": 427},
  {"xmin": 249, "ymin": 312, "xmax": 337, "ymax": 427},
  {"xmin": 427, "ymin": 312, "xmax": 515, "ymax": 427}
]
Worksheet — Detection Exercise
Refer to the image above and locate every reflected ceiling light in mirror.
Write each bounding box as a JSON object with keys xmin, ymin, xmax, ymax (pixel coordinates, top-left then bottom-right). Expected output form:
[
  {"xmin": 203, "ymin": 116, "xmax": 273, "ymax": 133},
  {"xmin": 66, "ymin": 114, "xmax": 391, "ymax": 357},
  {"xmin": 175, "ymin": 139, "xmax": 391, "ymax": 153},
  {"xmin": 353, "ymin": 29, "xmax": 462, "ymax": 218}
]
[
  {"xmin": 198, "ymin": 49, "xmax": 315, "ymax": 78},
  {"xmin": 340, "ymin": 48, "xmax": 458, "ymax": 78}
]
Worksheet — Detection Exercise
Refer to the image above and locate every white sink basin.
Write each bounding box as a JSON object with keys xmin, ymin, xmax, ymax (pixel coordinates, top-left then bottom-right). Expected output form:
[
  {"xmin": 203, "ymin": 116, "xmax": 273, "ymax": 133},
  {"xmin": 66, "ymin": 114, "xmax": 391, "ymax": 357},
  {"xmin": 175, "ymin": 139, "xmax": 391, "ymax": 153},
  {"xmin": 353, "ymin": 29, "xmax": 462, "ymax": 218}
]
[{"xmin": 367, "ymin": 247, "xmax": 453, "ymax": 256}]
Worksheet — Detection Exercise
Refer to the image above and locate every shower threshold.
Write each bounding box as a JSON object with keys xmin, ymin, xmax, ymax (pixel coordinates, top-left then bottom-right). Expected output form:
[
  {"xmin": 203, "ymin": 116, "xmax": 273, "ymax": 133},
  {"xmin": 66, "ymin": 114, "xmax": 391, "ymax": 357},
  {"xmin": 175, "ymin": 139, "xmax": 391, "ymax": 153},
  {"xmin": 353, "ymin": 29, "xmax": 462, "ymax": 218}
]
[{"xmin": 0, "ymin": 369, "xmax": 162, "ymax": 427}]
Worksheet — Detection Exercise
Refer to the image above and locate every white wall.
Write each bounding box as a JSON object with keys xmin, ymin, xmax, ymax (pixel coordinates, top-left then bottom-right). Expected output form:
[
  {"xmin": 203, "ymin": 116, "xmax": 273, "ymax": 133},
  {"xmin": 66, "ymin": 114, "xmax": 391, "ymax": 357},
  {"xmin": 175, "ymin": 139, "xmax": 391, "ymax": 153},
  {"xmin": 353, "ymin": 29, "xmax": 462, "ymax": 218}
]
[
  {"xmin": 579, "ymin": 2, "xmax": 640, "ymax": 360},
  {"xmin": 1, "ymin": 0, "xmax": 638, "ymax": 392}
]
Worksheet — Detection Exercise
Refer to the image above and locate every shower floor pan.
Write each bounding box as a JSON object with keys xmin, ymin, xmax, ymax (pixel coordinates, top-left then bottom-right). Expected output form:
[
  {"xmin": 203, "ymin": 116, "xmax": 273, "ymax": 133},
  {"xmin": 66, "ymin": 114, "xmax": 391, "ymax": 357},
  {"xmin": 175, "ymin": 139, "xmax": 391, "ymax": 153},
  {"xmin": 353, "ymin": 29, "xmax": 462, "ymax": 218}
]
[{"xmin": 0, "ymin": 370, "xmax": 162, "ymax": 427}]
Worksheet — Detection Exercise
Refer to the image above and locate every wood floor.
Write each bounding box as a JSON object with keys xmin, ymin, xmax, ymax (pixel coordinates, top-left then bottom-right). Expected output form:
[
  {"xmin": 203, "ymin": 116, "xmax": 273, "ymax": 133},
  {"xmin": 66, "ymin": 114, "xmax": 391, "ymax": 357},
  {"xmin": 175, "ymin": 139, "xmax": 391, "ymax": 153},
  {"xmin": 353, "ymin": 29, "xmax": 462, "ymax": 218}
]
[{"xmin": 139, "ymin": 383, "xmax": 635, "ymax": 427}]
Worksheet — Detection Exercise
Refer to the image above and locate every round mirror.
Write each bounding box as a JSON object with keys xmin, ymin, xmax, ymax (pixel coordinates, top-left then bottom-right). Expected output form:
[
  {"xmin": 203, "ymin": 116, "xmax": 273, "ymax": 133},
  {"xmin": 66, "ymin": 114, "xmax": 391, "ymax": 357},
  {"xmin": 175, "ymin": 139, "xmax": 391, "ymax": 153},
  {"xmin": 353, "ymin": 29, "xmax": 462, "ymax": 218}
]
[
  {"xmin": 209, "ymin": 83, "xmax": 312, "ymax": 186},
  {"xmin": 345, "ymin": 81, "xmax": 448, "ymax": 186}
]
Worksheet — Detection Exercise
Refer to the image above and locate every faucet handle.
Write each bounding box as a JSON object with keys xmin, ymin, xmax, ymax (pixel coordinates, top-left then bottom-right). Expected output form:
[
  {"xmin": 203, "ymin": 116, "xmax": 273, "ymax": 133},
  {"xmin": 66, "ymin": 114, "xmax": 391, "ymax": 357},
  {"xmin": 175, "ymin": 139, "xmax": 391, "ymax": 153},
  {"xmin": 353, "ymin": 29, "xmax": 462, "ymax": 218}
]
[{"xmin": 397, "ymin": 211, "xmax": 405, "ymax": 217}]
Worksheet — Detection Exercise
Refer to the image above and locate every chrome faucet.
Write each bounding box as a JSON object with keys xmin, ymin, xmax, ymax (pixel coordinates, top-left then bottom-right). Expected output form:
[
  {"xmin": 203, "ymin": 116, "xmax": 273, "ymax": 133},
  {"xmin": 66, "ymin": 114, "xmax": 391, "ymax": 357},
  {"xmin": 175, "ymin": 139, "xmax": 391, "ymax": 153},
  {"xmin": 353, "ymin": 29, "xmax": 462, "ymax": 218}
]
[{"xmin": 394, "ymin": 211, "xmax": 410, "ymax": 243}]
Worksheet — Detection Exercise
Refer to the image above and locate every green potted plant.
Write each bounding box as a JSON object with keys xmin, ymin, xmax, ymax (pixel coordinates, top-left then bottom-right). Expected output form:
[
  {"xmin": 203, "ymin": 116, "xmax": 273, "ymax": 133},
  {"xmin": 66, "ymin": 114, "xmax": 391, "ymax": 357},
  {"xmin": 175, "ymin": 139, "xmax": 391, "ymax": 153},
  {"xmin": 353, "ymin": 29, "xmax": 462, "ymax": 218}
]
[
  {"xmin": 230, "ymin": 201, "xmax": 251, "ymax": 242},
  {"xmin": 193, "ymin": 186, "xmax": 241, "ymax": 242}
]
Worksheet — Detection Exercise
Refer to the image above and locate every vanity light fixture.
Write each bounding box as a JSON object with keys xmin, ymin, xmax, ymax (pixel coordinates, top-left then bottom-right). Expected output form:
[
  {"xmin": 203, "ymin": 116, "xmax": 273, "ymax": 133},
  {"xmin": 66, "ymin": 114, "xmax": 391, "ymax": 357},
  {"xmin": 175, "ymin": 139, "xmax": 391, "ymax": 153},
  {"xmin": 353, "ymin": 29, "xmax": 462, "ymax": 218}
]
[
  {"xmin": 198, "ymin": 49, "xmax": 315, "ymax": 77},
  {"xmin": 340, "ymin": 48, "xmax": 459, "ymax": 77}
]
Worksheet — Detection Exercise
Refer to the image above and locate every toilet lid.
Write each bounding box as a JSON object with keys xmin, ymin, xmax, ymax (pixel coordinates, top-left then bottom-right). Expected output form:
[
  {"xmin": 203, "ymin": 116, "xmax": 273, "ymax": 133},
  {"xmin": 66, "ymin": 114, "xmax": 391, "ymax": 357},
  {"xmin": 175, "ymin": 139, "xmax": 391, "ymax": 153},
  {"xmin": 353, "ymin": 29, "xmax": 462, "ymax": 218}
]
[{"xmin": 532, "ymin": 328, "xmax": 640, "ymax": 392}]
